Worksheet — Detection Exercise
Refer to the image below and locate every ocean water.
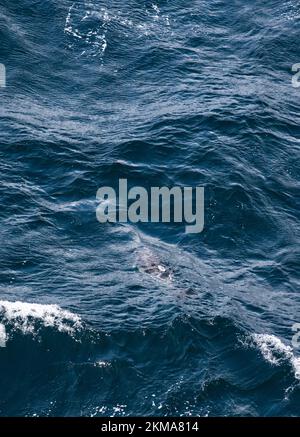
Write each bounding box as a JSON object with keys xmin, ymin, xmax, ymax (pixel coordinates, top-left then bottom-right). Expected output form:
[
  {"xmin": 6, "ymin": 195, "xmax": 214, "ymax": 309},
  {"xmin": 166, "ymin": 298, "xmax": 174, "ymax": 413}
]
[{"xmin": 0, "ymin": 0, "xmax": 300, "ymax": 417}]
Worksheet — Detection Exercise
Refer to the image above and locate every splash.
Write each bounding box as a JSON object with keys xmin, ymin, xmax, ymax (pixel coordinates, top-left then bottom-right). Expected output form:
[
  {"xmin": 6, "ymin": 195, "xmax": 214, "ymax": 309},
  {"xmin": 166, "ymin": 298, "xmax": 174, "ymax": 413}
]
[
  {"xmin": 0, "ymin": 300, "xmax": 82, "ymax": 338},
  {"xmin": 252, "ymin": 333, "xmax": 300, "ymax": 380}
]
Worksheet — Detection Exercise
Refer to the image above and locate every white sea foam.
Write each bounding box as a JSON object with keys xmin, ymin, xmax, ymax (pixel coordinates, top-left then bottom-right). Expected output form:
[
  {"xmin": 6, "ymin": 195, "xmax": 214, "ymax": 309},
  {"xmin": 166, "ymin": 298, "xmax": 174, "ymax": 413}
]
[
  {"xmin": 64, "ymin": 3, "xmax": 171, "ymax": 59},
  {"xmin": 94, "ymin": 361, "xmax": 111, "ymax": 368},
  {"xmin": 252, "ymin": 334, "xmax": 300, "ymax": 380},
  {"xmin": 64, "ymin": 3, "xmax": 108, "ymax": 57},
  {"xmin": 0, "ymin": 300, "xmax": 82, "ymax": 337}
]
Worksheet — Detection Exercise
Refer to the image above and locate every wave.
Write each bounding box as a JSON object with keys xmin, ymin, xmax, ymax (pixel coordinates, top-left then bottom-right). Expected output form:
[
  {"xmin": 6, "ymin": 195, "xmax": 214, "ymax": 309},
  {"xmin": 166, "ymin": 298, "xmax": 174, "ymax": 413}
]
[
  {"xmin": 251, "ymin": 333, "xmax": 300, "ymax": 380},
  {"xmin": 0, "ymin": 300, "xmax": 83, "ymax": 342}
]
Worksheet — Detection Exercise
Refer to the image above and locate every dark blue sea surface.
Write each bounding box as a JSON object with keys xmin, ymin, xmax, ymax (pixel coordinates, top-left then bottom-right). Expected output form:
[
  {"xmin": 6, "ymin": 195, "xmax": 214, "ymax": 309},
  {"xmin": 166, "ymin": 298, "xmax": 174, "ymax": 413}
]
[{"xmin": 0, "ymin": 0, "xmax": 300, "ymax": 417}]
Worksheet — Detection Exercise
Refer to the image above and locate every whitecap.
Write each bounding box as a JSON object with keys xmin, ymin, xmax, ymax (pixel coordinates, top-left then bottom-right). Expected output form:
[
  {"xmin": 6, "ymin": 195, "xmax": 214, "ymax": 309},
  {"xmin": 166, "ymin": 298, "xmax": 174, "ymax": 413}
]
[
  {"xmin": 252, "ymin": 333, "xmax": 300, "ymax": 380},
  {"xmin": 0, "ymin": 300, "xmax": 82, "ymax": 337}
]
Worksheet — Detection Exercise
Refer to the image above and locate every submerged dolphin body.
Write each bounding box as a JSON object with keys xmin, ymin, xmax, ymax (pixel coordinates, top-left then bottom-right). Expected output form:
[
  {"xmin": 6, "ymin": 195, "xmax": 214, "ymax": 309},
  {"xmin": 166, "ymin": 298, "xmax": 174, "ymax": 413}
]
[{"xmin": 135, "ymin": 247, "xmax": 173, "ymax": 282}]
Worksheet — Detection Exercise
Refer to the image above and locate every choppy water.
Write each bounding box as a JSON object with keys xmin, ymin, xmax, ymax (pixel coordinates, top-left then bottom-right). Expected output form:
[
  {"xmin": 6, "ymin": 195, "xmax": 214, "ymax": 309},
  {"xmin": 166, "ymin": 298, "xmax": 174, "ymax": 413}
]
[{"xmin": 0, "ymin": 0, "xmax": 300, "ymax": 417}]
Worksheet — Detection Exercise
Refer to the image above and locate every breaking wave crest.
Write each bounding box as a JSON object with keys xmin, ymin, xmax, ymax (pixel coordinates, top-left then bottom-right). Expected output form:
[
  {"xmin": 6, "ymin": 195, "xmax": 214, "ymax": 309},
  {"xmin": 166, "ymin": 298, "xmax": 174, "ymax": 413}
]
[
  {"xmin": 251, "ymin": 334, "xmax": 300, "ymax": 381},
  {"xmin": 0, "ymin": 300, "xmax": 83, "ymax": 344}
]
